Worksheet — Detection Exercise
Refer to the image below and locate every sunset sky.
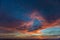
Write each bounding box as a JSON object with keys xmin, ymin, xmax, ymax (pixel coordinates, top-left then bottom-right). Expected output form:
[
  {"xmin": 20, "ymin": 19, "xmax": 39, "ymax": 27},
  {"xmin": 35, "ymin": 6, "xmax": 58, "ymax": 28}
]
[{"xmin": 0, "ymin": 0, "xmax": 60, "ymax": 34}]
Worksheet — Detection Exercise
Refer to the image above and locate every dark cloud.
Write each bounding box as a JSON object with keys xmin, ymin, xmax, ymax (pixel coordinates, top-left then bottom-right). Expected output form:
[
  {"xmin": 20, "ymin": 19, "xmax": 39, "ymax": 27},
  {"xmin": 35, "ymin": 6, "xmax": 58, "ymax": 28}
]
[{"xmin": 0, "ymin": 0, "xmax": 60, "ymax": 32}]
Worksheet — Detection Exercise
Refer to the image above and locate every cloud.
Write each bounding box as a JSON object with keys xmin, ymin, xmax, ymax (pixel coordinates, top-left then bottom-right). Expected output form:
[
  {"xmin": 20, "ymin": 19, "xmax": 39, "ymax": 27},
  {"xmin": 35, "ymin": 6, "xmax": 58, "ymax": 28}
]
[{"xmin": 41, "ymin": 25, "xmax": 60, "ymax": 35}]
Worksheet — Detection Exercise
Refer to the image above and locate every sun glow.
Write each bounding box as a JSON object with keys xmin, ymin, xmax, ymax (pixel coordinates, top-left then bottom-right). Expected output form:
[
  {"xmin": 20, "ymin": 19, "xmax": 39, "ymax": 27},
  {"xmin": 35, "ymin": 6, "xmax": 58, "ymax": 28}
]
[{"xmin": 0, "ymin": 11, "xmax": 60, "ymax": 39}]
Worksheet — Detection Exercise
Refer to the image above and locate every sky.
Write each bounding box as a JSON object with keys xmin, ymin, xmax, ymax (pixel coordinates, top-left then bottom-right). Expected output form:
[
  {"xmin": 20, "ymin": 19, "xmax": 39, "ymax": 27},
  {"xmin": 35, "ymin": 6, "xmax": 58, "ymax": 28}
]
[
  {"xmin": 0, "ymin": 0, "xmax": 60, "ymax": 32},
  {"xmin": 41, "ymin": 25, "xmax": 60, "ymax": 35}
]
